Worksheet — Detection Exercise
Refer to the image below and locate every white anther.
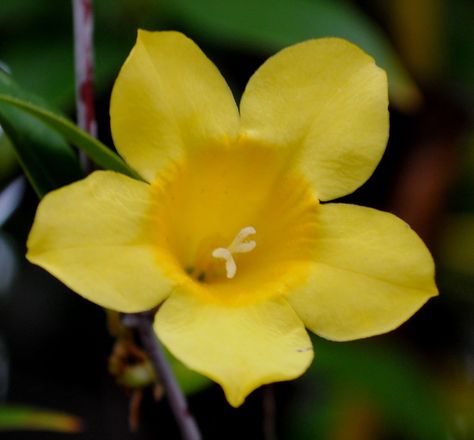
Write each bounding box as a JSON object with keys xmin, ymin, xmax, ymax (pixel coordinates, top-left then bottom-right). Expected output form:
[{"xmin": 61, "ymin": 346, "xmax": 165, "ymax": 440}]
[
  {"xmin": 212, "ymin": 248, "xmax": 237, "ymax": 279},
  {"xmin": 212, "ymin": 226, "xmax": 256, "ymax": 279},
  {"xmin": 229, "ymin": 226, "xmax": 256, "ymax": 248},
  {"xmin": 231, "ymin": 241, "xmax": 256, "ymax": 253}
]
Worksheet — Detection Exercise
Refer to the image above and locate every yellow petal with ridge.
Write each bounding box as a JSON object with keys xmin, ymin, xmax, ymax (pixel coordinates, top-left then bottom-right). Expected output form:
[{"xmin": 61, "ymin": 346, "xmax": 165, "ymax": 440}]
[
  {"xmin": 240, "ymin": 38, "xmax": 389, "ymax": 201},
  {"xmin": 27, "ymin": 171, "xmax": 174, "ymax": 312},
  {"xmin": 288, "ymin": 203, "xmax": 438, "ymax": 340},
  {"xmin": 155, "ymin": 293, "xmax": 313, "ymax": 407},
  {"xmin": 111, "ymin": 30, "xmax": 240, "ymax": 182}
]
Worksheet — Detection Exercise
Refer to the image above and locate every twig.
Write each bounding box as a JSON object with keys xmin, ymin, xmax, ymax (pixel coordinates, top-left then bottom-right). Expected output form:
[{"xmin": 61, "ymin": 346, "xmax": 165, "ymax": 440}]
[
  {"xmin": 72, "ymin": 0, "xmax": 97, "ymax": 171},
  {"xmin": 263, "ymin": 385, "xmax": 277, "ymax": 440},
  {"xmin": 123, "ymin": 313, "xmax": 202, "ymax": 440}
]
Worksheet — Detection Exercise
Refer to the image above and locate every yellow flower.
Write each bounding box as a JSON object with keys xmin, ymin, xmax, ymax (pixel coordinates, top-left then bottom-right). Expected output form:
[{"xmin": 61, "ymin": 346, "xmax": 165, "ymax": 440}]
[{"xmin": 26, "ymin": 31, "xmax": 438, "ymax": 407}]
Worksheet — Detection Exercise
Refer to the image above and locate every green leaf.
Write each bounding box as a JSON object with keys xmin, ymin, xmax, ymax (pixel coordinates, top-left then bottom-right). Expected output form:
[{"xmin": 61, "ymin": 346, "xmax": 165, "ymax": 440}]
[
  {"xmin": 0, "ymin": 73, "xmax": 83, "ymax": 197},
  {"xmin": 163, "ymin": 0, "xmax": 420, "ymax": 110},
  {"xmin": 0, "ymin": 89, "xmax": 141, "ymax": 183},
  {"xmin": 0, "ymin": 405, "xmax": 82, "ymax": 432},
  {"xmin": 0, "ymin": 39, "xmax": 74, "ymax": 110},
  {"xmin": 2, "ymin": 36, "xmax": 128, "ymax": 110}
]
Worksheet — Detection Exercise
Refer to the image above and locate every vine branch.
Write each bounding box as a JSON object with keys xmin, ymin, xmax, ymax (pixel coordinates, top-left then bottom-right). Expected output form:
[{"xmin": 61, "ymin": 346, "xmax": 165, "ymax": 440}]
[
  {"xmin": 72, "ymin": 0, "xmax": 96, "ymax": 175},
  {"xmin": 123, "ymin": 313, "xmax": 202, "ymax": 440}
]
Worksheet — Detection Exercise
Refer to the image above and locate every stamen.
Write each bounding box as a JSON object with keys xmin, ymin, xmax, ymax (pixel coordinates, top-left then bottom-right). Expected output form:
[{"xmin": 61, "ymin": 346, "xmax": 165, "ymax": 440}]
[
  {"xmin": 212, "ymin": 248, "xmax": 237, "ymax": 279},
  {"xmin": 212, "ymin": 226, "xmax": 256, "ymax": 279}
]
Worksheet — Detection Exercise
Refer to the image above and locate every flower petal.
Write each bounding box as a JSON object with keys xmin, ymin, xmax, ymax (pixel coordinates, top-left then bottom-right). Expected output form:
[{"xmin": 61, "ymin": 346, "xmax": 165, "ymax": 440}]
[
  {"xmin": 27, "ymin": 171, "xmax": 174, "ymax": 312},
  {"xmin": 155, "ymin": 293, "xmax": 313, "ymax": 407},
  {"xmin": 240, "ymin": 38, "xmax": 389, "ymax": 201},
  {"xmin": 288, "ymin": 204, "xmax": 438, "ymax": 341},
  {"xmin": 110, "ymin": 30, "xmax": 240, "ymax": 182}
]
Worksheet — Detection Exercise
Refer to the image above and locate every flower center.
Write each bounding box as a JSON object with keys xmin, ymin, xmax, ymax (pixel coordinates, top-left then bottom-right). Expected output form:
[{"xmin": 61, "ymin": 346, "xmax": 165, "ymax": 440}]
[
  {"xmin": 211, "ymin": 226, "xmax": 256, "ymax": 279},
  {"xmin": 149, "ymin": 145, "xmax": 319, "ymax": 306}
]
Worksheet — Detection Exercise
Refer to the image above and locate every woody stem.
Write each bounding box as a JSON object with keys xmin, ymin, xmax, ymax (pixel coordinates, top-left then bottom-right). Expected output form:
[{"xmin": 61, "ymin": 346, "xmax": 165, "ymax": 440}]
[
  {"xmin": 123, "ymin": 313, "xmax": 202, "ymax": 440},
  {"xmin": 72, "ymin": 0, "xmax": 96, "ymax": 171}
]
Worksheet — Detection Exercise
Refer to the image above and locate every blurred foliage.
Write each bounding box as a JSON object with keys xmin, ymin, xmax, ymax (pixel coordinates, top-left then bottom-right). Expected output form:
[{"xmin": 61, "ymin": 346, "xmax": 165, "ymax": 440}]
[
  {"xmin": 167, "ymin": 350, "xmax": 211, "ymax": 396},
  {"xmin": 437, "ymin": 132, "xmax": 474, "ymax": 304},
  {"xmin": 0, "ymin": 0, "xmax": 421, "ymax": 111},
  {"xmin": 0, "ymin": 128, "xmax": 18, "ymax": 184},
  {"xmin": 444, "ymin": 0, "xmax": 474, "ymax": 88},
  {"xmin": 0, "ymin": 72, "xmax": 83, "ymax": 197},
  {"xmin": 439, "ymin": 214, "xmax": 474, "ymax": 277},
  {"xmin": 288, "ymin": 337, "xmax": 447, "ymax": 440},
  {"xmin": 387, "ymin": 0, "xmax": 444, "ymax": 82},
  {"xmin": 0, "ymin": 92, "xmax": 139, "ymax": 183},
  {"xmin": 161, "ymin": 0, "xmax": 421, "ymax": 110},
  {"xmin": 0, "ymin": 405, "xmax": 82, "ymax": 432},
  {"xmin": 106, "ymin": 310, "xmax": 210, "ymax": 395}
]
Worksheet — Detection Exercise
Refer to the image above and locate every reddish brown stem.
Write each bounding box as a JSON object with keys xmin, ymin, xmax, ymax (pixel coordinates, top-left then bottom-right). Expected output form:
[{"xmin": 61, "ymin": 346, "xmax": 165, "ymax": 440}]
[{"xmin": 72, "ymin": 0, "xmax": 97, "ymax": 141}]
